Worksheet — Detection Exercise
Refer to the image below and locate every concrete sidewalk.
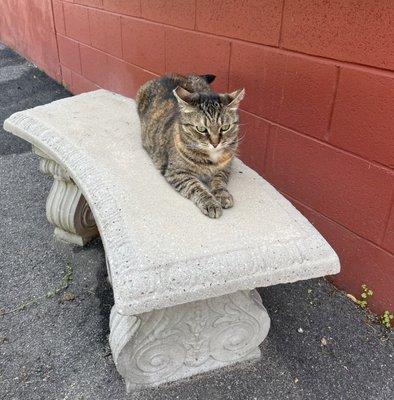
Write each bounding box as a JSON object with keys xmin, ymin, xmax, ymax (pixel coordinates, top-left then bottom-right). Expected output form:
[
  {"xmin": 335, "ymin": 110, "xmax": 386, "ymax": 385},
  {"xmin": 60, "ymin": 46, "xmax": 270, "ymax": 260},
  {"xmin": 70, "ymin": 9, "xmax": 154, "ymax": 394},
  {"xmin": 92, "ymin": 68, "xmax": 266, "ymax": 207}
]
[{"xmin": 0, "ymin": 44, "xmax": 392, "ymax": 400}]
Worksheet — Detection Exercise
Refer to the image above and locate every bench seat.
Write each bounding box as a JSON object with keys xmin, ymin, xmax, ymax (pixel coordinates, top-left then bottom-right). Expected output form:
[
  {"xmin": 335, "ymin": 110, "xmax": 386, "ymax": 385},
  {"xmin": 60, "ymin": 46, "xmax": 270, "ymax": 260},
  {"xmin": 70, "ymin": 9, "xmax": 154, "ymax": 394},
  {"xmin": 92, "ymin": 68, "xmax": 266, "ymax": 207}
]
[{"xmin": 4, "ymin": 89, "xmax": 340, "ymax": 391}]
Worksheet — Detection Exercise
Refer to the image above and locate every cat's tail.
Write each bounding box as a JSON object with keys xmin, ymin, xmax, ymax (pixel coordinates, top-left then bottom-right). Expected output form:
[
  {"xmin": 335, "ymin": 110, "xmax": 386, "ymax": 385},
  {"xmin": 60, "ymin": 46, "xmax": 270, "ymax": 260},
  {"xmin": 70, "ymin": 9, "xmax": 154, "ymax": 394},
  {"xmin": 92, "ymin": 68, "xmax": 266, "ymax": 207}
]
[
  {"xmin": 199, "ymin": 74, "xmax": 216, "ymax": 84},
  {"xmin": 136, "ymin": 80, "xmax": 154, "ymax": 116}
]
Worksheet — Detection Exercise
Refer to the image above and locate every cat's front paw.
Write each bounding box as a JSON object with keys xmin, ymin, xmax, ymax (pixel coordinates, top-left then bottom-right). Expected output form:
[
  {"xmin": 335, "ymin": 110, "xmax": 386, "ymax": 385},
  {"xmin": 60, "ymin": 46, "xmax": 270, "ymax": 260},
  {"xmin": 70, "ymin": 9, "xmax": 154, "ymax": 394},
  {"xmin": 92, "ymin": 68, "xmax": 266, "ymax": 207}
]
[
  {"xmin": 213, "ymin": 190, "xmax": 234, "ymax": 209},
  {"xmin": 198, "ymin": 197, "xmax": 223, "ymax": 218}
]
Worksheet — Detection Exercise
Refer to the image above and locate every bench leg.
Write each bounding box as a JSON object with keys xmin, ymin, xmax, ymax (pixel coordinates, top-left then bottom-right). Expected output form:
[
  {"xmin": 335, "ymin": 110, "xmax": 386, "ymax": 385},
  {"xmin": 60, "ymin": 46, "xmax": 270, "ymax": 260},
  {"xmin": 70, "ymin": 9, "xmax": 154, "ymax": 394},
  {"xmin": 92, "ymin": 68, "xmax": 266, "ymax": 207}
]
[
  {"xmin": 109, "ymin": 289, "xmax": 270, "ymax": 392},
  {"xmin": 32, "ymin": 146, "xmax": 99, "ymax": 246}
]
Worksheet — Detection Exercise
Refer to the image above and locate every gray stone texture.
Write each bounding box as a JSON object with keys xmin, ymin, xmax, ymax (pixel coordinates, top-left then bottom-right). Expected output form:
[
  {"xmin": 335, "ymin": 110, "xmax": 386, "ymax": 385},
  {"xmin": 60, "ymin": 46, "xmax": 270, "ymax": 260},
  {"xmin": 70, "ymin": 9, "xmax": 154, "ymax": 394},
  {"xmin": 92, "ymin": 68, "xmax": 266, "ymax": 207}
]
[{"xmin": 110, "ymin": 289, "xmax": 270, "ymax": 392}]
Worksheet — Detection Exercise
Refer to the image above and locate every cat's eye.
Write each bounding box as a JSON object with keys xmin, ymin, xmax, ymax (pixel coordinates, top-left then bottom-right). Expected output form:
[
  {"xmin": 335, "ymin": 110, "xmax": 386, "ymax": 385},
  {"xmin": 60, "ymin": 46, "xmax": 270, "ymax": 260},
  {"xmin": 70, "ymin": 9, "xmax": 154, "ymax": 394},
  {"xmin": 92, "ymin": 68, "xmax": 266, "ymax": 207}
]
[
  {"xmin": 221, "ymin": 124, "xmax": 231, "ymax": 132},
  {"xmin": 196, "ymin": 126, "xmax": 207, "ymax": 133}
]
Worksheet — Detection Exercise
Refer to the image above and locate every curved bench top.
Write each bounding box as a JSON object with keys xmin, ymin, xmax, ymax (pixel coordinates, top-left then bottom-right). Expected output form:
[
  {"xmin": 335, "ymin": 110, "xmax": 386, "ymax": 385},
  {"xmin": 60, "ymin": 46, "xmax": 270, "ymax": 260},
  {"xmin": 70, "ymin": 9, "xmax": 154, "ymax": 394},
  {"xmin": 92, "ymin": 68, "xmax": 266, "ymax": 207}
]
[{"xmin": 4, "ymin": 90, "xmax": 340, "ymax": 315}]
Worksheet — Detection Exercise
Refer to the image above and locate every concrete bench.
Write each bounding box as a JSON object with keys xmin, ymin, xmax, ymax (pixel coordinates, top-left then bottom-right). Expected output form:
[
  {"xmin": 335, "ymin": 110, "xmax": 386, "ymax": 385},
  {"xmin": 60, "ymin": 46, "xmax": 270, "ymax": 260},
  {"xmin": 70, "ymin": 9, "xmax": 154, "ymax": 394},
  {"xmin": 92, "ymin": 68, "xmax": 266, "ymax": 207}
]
[{"xmin": 4, "ymin": 90, "xmax": 340, "ymax": 392}]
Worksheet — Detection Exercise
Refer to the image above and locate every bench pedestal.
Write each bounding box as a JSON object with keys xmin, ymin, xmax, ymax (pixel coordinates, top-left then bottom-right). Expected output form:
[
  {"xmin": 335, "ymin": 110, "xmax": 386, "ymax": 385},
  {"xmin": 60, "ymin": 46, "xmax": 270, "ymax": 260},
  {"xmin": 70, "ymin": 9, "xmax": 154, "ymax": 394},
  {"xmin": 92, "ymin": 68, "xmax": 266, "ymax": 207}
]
[
  {"xmin": 109, "ymin": 289, "xmax": 270, "ymax": 392},
  {"xmin": 33, "ymin": 147, "xmax": 99, "ymax": 246},
  {"xmin": 33, "ymin": 146, "xmax": 272, "ymax": 392}
]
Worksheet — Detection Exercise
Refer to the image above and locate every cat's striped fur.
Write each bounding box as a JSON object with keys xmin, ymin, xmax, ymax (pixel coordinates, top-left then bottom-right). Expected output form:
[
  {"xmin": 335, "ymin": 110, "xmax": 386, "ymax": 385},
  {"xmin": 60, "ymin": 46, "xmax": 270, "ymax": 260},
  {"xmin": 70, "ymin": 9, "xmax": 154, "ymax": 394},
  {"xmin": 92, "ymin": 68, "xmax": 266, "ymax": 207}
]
[{"xmin": 136, "ymin": 73, "xmax": 244, "ymax": 218}]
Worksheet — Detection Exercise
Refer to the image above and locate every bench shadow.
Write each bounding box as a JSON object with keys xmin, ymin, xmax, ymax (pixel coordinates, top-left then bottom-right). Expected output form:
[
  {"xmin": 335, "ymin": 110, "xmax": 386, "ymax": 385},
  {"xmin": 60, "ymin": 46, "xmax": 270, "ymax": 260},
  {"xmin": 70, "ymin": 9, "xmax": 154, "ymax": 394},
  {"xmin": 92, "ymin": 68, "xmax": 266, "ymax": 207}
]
[
  {"xmin": 76, "ymin": 237, "xmax": 114, "ymax": 345},
  {"xmin": 95, "ymin": 245, "xmax": 114, "ymax": 344}
]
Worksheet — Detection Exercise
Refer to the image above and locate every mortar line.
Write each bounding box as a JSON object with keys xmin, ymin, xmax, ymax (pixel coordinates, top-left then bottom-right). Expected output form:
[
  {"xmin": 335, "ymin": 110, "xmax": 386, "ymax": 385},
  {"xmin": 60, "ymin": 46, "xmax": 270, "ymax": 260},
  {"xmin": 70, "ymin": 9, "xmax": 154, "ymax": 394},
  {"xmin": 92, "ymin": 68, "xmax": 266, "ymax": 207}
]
[
  {"xmin": 49, "ymin": 0, "xmax": 63, "ymax": 82},
  {"xmin": 283, "ymin": 192, "xmax": 394, "ymax": 257},
  {"xmin": 278, "ymin": 0, "xmax": 286, "ymax": 48},
  {"xmin": 326, "ymin": 65, "xmax": 341, "ymax": 141},
  {"xmin": 227, "ymin": 41, "xmax": 232, "ymax": 91},
  {"xmin": 60, "ymin": 3, "xmax": 394, "ymax": 76},
  {"xmin": 381, "ymin": 189, "xmax": 394, "ymax": 245},
  {"xmin": 240, "ymin": 108, "xmax": 394, "ymax": 173}
]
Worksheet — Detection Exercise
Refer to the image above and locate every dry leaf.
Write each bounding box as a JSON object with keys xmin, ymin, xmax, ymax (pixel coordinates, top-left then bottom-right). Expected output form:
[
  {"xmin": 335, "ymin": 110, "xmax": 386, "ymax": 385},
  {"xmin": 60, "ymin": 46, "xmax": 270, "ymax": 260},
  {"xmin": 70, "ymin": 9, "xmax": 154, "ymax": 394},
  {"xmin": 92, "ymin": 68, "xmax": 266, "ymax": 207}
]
[
  {"xmin": 60, "ymin": 292, "xmax": 75, "ymax": 303},
  {"xmin": 346, "ymin": 293, "xmax": 358, "ymax": 303}
]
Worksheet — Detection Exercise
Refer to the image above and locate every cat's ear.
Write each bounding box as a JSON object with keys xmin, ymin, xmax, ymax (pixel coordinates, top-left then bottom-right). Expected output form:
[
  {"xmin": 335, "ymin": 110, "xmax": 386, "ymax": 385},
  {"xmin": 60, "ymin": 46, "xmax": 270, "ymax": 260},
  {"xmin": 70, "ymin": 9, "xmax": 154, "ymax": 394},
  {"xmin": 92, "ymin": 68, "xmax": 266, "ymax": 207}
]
[
  {"xmin": 226, "ymin": 88, "xmax": 245, "ymax": 110},
  {"xmin": 173, "ymin": 86, "xmax": 194, "ymax": 113}
]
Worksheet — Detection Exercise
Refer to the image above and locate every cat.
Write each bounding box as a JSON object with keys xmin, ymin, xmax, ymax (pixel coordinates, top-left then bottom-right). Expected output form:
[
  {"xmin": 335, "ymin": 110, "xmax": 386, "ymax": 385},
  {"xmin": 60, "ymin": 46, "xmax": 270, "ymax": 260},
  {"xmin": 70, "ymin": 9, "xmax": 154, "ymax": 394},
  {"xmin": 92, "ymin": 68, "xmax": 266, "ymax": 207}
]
[{"xmin": 136, "ymin": 73, "xmax": 244, "ymax": 218}]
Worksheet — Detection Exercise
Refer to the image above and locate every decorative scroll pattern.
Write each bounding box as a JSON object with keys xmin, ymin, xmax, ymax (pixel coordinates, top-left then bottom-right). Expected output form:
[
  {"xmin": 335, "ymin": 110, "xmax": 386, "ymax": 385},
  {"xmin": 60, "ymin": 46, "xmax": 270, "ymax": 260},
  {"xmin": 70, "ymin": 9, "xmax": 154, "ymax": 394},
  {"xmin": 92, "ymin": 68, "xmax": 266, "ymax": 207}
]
[
  {"xmin": 109, "ymin": 289, "xmax": 270, "ymax": 392},
  {"xmin": 33, "ymin": 146, "xmax": 99, "ymax": 246}
]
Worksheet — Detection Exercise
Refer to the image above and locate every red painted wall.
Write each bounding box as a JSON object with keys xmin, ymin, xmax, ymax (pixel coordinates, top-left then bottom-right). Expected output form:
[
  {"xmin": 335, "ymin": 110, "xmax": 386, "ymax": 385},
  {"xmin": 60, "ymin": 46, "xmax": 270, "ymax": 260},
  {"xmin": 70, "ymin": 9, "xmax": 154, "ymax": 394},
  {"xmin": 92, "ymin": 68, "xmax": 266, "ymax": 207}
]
[
  {"xmin": 0, "ymin": 0, "xmax": 61, "ymax": 80},
  {"xmin": 1, "ymin": 1, "xmax": 393, "ymax": 313}
]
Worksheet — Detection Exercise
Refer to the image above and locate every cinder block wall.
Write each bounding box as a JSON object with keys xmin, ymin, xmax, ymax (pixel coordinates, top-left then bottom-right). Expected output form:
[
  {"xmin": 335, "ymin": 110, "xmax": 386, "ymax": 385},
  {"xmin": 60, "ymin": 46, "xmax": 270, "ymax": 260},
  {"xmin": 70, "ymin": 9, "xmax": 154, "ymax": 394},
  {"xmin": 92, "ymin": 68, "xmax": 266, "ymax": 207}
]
[
  {"xmin": 0, "ymin": 0, "xmax": 60, "ymax": 80},
  {"xmin": 1, "ymin": 1, "xmax": 393, "ymax": 313}
]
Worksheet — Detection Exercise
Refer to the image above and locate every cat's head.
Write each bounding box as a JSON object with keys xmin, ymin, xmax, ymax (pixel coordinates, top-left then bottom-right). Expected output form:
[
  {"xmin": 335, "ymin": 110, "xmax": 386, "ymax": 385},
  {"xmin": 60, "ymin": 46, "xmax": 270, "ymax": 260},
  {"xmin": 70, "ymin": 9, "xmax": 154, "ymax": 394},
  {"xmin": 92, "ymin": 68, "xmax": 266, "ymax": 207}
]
[{"xmin": 173, "ymin": 86, "xmax": 245, "ymax": 157}]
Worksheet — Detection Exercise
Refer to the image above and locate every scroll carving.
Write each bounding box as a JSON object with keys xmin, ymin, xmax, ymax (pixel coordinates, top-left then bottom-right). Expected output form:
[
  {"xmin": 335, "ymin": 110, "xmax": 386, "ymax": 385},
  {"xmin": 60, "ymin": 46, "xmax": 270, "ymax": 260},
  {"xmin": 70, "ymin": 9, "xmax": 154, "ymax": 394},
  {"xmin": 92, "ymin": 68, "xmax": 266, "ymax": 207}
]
[
  {"xmin": 109, "ymin": 289, "xmax": 270, "ymax": 392},
  {"xmin": 33, "ymin": 146, "xmax": 99, "ymax": 246}
]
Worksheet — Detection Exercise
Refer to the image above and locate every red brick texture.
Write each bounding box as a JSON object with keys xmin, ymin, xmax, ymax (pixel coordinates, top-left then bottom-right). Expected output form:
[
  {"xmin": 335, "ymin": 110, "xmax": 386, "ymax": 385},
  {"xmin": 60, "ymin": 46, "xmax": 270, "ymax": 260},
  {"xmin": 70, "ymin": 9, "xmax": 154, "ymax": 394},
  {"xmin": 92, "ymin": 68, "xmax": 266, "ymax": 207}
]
[
  {"xmin": 329, "ymin": 69, "xmax": 394, "ymax": 168},
  {"xmin": 0, "ymin": 1, "xmax": 393, "ymax": 314},
  {"xmin": 281, "ymin": 0, "xmax": 394, "ymax": 70},
  {"xmin": 196, "ymin": 0, "xmax": 283, "ymax": 46},
  {"xmin": 121, "ymin": 17, "xmax": 166, "ymax": 74},
  {"xmin": 141, "ymin": 0, "xmax": 195, "ymax": 29}
]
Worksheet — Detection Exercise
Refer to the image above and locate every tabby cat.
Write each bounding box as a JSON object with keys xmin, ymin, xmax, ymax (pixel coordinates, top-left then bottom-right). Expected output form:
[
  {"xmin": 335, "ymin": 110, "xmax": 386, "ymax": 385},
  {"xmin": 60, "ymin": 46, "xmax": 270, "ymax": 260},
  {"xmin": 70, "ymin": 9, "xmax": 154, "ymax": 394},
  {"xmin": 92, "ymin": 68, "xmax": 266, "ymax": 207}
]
[{"xmin": 136, "ymin": 73, "xmax": 244, "ymax": 218}]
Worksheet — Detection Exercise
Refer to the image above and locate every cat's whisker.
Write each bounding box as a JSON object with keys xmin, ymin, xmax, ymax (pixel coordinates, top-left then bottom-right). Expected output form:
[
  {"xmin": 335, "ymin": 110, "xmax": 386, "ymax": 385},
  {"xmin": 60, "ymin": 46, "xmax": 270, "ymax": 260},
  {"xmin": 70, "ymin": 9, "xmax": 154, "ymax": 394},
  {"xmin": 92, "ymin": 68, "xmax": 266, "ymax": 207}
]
[{"xmin": 229, "ymin": 135, "xmax": 245, "ymax": 145}]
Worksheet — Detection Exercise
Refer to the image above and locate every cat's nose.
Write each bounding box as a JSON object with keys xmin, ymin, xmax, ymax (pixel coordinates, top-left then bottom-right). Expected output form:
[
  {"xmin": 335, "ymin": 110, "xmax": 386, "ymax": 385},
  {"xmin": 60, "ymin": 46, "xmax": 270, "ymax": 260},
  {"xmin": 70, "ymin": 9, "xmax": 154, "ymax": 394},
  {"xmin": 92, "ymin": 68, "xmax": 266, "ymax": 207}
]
[{"xmin": 210, "ymin": 137, "xmax": 220, "ymax": 147}]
